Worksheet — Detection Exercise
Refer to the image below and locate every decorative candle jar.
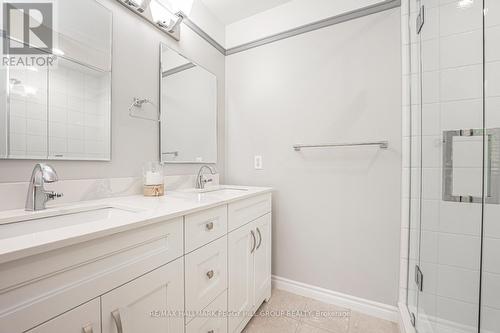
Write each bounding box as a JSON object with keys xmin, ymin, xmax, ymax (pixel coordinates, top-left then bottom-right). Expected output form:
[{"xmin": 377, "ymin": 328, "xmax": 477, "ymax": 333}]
[{"xmin": 143, "ymin": 162, "xmax": 164, "ymax": 196}]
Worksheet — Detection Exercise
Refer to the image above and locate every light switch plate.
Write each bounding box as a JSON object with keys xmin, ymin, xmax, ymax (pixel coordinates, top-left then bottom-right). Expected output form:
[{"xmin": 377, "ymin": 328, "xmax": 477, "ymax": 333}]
[{"xmin": 254, "ymin": 155, "xmax": 263, "ymax": 169}]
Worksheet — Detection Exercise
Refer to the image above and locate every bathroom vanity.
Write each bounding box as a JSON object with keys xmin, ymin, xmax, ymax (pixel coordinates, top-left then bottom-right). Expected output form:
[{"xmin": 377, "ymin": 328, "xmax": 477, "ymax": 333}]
[{"xmin": 0, "ymin": 187, "xmax": 272, "ymax": 333}]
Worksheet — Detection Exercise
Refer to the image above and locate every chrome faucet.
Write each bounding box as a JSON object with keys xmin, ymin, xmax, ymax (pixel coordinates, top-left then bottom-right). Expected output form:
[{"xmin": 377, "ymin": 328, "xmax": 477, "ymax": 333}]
[
  {"xmin": 25, "ymin": 164, "xmax": 63, "ymax": 211},
  {"xmin": 195, "ymin": 165, "xmax": 217, "ymax": 189}
]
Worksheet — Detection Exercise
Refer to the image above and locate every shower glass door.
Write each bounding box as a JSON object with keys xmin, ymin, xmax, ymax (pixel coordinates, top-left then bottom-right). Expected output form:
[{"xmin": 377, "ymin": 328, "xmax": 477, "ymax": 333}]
[
  {"xmin": 407, "ymin": 0, "xmax": 500, "ymax": 332},
  {"xmin": 418, "ymin": 0, "xmax": 483, "ymax": 332}
]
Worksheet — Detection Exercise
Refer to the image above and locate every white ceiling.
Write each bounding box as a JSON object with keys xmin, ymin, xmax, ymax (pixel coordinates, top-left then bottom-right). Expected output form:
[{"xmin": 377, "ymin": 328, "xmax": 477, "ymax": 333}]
[{"xmin": 200, "ymin": 0, "xmax": 292, "ymax": 25}]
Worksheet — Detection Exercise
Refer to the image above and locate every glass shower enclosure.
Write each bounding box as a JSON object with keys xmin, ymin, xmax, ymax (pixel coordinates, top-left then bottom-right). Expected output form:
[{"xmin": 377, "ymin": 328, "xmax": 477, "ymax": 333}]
[{"xmin": 404, "ymin": 0, "xmax": 499, "ymax": 332}]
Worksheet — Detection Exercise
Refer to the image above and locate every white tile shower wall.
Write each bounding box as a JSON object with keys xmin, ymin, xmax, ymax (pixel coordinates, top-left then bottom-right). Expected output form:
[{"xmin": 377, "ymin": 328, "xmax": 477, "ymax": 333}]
[
  {"xmin": 400, "ymin": 1, "xmax": 500, "ymax": 332},
  {"xmin": 428, "ymin": 0, "xmax": 481, "ymax": 329}
]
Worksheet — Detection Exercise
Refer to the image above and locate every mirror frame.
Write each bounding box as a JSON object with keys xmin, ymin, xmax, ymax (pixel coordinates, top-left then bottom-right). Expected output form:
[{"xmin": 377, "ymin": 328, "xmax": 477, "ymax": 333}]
[{"xmin": 159, "ymin": 43, "xmax": 218, "ymax": 164}]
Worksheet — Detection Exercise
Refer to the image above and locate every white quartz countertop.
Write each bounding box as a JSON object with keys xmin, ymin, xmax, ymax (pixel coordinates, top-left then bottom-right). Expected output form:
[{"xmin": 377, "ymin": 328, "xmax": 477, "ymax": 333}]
[{"xmin": 0, "ymin": 185, "xmax": 272, "ymax": 265}]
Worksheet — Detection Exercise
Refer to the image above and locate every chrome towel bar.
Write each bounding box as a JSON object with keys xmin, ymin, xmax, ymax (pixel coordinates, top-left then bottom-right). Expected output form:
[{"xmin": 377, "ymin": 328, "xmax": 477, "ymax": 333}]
[{"xmin": 293, "ymin": 141, "xmax": 389, "ymax": 151}]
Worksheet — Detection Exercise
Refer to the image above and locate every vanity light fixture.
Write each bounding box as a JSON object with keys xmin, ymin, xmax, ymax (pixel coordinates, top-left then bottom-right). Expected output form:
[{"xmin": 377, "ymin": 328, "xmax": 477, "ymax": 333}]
[
  {"xmin": 122, "ymin": 0, "xmax": 148, "ymax": 13},
  {"xmin": 123, "ymin": 0, "xmax": 139, "ymax": 8},
  {"xmin": 157, "ymin": 11, "xmax": 186, "ymax": 35},
  {"xmin": 52, "ymin": 48, "xmax": 65, "ymax": 56},
  {"xmin": 458, "ymin": 0, "xmax": 474, "ymax": 9},
  {"xmin": 117, "ymin": 0, "xmax": 186, "ymax": 41}
]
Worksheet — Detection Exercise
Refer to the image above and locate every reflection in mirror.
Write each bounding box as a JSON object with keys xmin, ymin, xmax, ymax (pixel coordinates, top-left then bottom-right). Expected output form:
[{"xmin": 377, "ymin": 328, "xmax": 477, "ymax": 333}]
[
  {"xmin": 56, "ymin": 0, "xmax": 113, "ymax": 71},
  {"xmin": 0, "ymin": 0, "xmax": 112, "ymax": 161},
  {"xmin": 48, "ymin": 58, "xmax": 111, "ymax": 160},
  {"xmin": 4, "ymin": 64, "xmax": 48, "ymax": 159},
  {"xmin": 160, "ymin": 43, "xmax": 217, "ymax": 163}
]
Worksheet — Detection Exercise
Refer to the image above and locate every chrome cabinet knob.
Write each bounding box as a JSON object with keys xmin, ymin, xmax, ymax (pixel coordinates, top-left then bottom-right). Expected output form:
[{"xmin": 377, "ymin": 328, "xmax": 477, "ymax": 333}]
[
  {"xmin": 206, "ymin": 221, "xmax": 214, "ymax": 231},
  {"xmin": 206, "ymin": 270, "xmax": 215, "ymax": 279}
]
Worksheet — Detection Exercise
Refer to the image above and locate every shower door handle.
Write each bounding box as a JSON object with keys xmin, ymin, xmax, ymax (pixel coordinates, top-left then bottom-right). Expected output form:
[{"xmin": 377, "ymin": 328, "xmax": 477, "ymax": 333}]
[{"xmin": 442, "ymin": 128, "xmax": 500, "ymax": 204}]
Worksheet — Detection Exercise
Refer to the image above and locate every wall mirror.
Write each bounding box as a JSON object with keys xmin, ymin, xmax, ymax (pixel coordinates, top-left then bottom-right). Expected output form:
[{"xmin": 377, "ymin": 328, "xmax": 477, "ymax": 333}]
[
  {"xmin": 0, "ymin": 0, "xmax": 112, "ymax": 161},
  {"xmin": 160, "ymin": 43, "xmax": 217, "ymax": 163}
]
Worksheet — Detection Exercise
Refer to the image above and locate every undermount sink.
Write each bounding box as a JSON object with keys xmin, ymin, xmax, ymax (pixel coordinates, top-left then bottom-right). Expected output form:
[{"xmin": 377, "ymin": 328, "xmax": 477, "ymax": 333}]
[
  {"xmin": 0, "ymin": 205, "xmax": 142, "ymax": 240},
  {"xmin": 181, "ymin": 186, "xmax": 249, "ymax": 195},
  {"xmin": 203, "ymin": 189, "xmax": 249, "ymax": 197}
]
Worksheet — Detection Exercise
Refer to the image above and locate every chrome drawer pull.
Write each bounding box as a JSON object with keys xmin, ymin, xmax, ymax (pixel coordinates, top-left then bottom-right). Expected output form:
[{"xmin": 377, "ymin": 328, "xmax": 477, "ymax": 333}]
[
  {"xmin": 206, "ymin": 221, "xmax": 214, "ymax": 231},
  {"xmin": 256, "ymin": 227, "xmax": 262, "ymax": 250},
  {"xmin": 82, "ymin": 324, "xmax": 93, "ymax": 333},
  {"xmin": 112, "ymin": 309, "xmax": 123, "ymax": 333},
  {"xmin": 206, "ymin": 270, "xmax": 215, "ymax": 279},
  {"xmin": 208, "ymin": 330, "xmax": 214, "ymax": 333}
]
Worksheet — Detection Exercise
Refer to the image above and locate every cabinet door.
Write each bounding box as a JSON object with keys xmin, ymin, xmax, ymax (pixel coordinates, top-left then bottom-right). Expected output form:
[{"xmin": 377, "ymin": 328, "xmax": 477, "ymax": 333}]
[
  {"xmin": 228, "ymin": 222, "xmax": 255, "ymax": 333},
  {"xmin": 101, "ymin": 258, "xmax": 184, "ymax": 333},
  {"xmin": 253, "ymin": 213, "xmax": 272, "ymax": 308},
  {"xmin": 26, "ymin": 298, "xmax": 100, "ymax": 333}
]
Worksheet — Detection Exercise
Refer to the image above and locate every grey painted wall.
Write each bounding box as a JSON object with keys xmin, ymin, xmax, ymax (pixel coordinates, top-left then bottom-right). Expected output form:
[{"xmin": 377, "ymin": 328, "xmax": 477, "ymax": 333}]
[
  {"xmin": 225, "ymin": 9, "xmax": 402, "ymax": 306},
  {"xmin": 0, "ymin": 0, "xmax": 225, "ymax": 183}
]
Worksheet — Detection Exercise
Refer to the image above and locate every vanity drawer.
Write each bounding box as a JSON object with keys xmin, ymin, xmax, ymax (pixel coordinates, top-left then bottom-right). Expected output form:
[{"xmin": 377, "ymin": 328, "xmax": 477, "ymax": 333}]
[
  {"xmin": 186, "ymin": 290, "xmax": 227, "ymax": 333},
  {"xmin": 228, "ymin": 193, "xmax": 272, "ymax": 232},
  {"xmin": 0, "ymin": 217, "xmax": 183, "ymax": 333},
  {"xmin": 185, "ymin": 205, "xmax": 228, "ymax": 253},
  {"xmin": 185, "ymin": 236, "xmax": 228, "ymax": 322}
]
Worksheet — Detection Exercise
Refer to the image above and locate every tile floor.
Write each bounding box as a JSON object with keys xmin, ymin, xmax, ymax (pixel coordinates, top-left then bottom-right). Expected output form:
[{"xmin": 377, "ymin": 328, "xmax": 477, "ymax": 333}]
[{"xmin": 243, "ymin": 289, "xmax": 400, "ymax": 333}]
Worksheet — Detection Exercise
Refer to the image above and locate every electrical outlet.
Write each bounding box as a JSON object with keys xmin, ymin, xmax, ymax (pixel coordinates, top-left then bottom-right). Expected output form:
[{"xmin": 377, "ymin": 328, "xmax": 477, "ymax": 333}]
[{"xmin": 254, "ymin": 155, "xmax": 263, "ymax": 170}]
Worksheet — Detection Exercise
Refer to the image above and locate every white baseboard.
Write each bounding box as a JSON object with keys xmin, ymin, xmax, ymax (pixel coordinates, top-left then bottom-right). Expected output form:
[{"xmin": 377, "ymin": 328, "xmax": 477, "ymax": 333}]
[{"xmin": 271, "ymin": 275, "xmax": 399, "ymax": 323}]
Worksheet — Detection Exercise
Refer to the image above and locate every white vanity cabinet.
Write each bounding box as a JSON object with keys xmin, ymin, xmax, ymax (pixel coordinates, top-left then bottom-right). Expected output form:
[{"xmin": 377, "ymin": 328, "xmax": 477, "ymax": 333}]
[
  {"xmin": 0, "ymin": 217, "xmax": 184, "ymax": 333},
  {"xmin": 19, "ymin": 260, "xmax": 184, "ymax": 333},
  {"xmin": 0, "ymin": 190, "xmax": 272, "ymax": 333}
]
